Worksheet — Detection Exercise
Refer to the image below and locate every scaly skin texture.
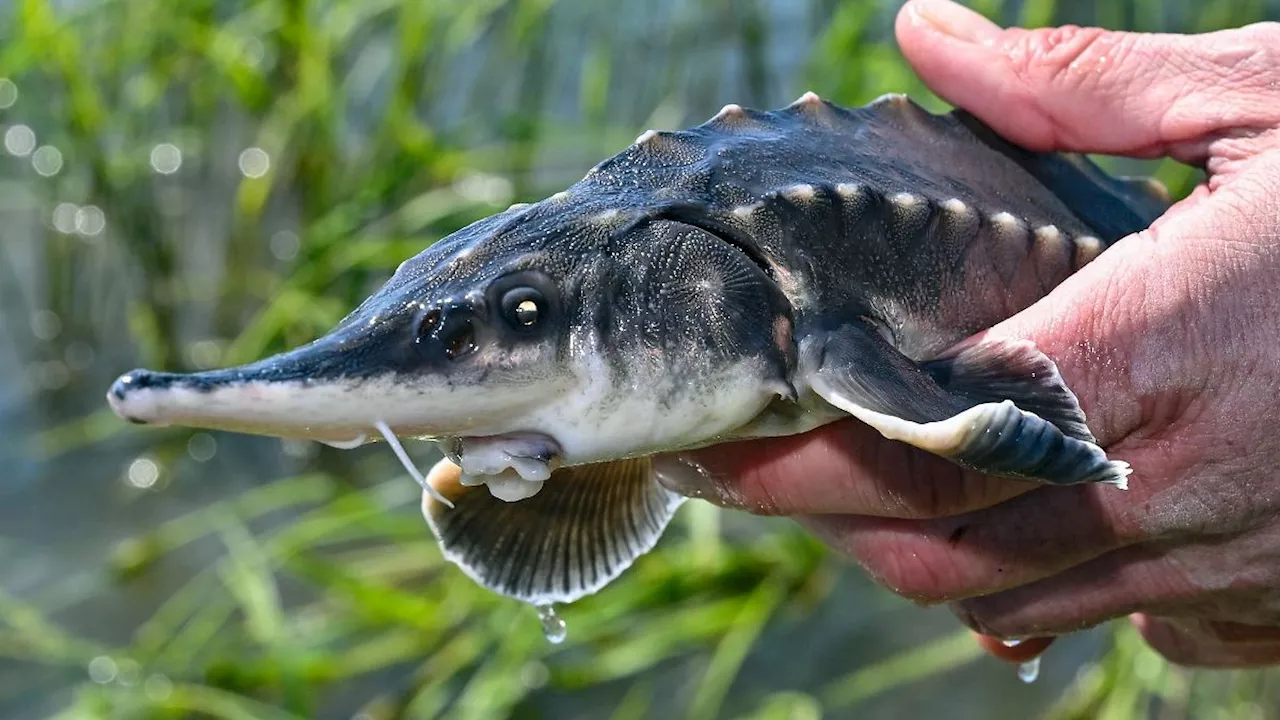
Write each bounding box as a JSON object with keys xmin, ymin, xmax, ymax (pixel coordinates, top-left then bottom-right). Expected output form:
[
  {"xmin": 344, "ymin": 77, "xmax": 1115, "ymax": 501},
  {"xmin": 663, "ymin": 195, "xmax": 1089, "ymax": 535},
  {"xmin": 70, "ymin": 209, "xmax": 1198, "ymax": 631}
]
[{"xmin": 655, "ymin": 0, "xmax": 1280, "ymax": 667}]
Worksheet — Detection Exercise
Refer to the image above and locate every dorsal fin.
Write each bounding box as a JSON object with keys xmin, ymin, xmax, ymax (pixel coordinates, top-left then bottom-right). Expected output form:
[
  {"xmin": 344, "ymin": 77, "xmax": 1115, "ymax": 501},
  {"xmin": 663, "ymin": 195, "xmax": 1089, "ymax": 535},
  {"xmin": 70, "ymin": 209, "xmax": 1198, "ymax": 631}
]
[{"xmin": 950, "ymin": 110, "xmax": 1170, "ymax": 242}]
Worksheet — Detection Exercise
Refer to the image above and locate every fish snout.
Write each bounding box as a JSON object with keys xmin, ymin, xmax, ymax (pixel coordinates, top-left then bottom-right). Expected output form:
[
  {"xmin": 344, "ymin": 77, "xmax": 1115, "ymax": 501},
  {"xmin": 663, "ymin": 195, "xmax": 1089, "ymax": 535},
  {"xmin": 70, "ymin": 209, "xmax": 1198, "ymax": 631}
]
[{"xmin": 107, "ymin": 369, "xmax": 185, "ymax": 424}]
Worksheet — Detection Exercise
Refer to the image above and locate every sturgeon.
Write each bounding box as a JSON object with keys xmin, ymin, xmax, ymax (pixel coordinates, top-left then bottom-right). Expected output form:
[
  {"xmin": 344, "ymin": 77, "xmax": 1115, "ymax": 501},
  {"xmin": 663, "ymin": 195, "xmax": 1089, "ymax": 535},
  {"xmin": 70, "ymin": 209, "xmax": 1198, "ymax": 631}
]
[{"xmin": 107, "ymin": 93, "xmax": 1168, "ymax": 608}]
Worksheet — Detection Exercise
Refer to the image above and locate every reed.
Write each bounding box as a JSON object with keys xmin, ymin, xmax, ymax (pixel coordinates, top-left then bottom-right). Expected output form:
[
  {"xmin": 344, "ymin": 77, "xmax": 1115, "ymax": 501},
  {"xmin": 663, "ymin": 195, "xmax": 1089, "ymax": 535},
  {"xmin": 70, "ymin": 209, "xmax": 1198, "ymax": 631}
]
[{"xmin": 2, "ymin": 1, "xmax": 1274, "ymax": 717}]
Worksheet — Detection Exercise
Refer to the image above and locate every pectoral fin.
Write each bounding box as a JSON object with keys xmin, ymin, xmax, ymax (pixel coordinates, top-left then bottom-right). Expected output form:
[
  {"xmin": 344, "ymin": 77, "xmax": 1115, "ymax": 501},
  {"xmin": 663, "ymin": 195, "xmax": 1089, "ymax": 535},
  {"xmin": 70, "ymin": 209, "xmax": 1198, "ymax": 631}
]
[
  {"xmin": 804, "ymin": 323, "xmax": 1130, "ymax": 487},
  {"xmin": 423, "ymin": 456, "xmax": 684, "ymax": 605}
]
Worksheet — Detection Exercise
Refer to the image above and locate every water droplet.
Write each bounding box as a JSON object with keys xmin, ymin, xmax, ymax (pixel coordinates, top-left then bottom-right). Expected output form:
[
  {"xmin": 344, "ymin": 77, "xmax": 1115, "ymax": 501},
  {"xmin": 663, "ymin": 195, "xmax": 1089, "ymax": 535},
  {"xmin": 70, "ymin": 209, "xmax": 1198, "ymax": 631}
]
[
  {"xmin": 270, "ymin": 230, "xmax": 299, "ymax": 260},
  {"xmin": 535, "ymin": 604, "xmax": 567, "ymax": 644},
  {"xmin": 187, "ymin": 432, "xmax": 217, "ymax": 462},
  {"xmin": 126, "ymin": 457, "xmax": 160, "ymax": 489},
  {"xmin": 52, "ymin": 202, "xmax": 78, "ymax": 233},
  {"xmin": 4, "ymin": 124, "xmax": 35, "ymax": 156},
  {"xmin": 150, "ymin": 143, "xmax": 182, "ymax": 174},
  {"xmin": 87, "ymin": 656, "xmax": 118, "ymax": 684},
  {"xmin": 32, "ymin": 145, "xmax": 62, "ymax": 176},
  {"xmin": 75, "ymin": 205, "xmax": 105, "ymax": 236},
  {"xmin": 1017, "ymin": 656, "xmax": 1041, "ymax": 684},
  {"xmin": 238, "ymin": 147, "xmax": 270, "ymax": 178},
  {"xmin": 0, "ymin": 78, "xmax": 16, "ymax": 109}
]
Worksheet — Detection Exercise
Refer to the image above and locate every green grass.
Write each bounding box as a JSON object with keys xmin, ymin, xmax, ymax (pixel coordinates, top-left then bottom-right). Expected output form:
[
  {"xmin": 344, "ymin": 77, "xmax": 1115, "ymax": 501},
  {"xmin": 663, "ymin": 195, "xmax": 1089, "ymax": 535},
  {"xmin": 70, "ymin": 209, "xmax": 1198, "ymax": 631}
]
[{"xmin": 3, "ymin": 0, "xmax": 1279, "ymax": 718}]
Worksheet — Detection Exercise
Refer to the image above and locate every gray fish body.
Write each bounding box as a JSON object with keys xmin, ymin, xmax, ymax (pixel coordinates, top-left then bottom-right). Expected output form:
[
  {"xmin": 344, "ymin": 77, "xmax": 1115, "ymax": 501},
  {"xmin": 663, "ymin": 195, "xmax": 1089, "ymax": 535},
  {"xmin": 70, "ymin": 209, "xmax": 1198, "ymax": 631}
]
[{"xmin": 107, "ymin": 93, "xmax": 1168, "ymax": 606}]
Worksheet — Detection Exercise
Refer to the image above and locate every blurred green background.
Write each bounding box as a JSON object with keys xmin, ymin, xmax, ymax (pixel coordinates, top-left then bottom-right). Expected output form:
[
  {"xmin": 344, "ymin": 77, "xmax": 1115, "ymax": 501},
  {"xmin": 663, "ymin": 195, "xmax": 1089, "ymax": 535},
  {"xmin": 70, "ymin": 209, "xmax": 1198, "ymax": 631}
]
[{"xmin": 3, "ymin": 0, "xmax": 1279, "ymax": 718}]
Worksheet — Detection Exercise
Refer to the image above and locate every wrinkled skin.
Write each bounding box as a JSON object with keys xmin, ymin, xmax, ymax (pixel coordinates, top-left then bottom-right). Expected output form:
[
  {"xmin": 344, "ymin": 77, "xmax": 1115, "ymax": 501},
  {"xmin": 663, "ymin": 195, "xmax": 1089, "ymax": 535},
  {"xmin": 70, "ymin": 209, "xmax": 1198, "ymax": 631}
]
[{"xmin": 655, "ymin": 0, "xmax": 1280, "ymax": 667}]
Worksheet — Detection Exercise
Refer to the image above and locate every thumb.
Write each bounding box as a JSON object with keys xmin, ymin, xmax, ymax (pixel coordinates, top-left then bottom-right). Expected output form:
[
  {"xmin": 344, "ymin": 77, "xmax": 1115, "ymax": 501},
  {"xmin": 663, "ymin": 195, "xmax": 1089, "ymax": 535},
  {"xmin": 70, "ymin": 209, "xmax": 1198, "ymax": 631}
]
[
  {"xmin": 895, "ymin": 1, "xmax": 1280, "ymax": 445},
  {"xmin": 895, "ymin": 0, "xmax": 1280, "ymax": 159}
]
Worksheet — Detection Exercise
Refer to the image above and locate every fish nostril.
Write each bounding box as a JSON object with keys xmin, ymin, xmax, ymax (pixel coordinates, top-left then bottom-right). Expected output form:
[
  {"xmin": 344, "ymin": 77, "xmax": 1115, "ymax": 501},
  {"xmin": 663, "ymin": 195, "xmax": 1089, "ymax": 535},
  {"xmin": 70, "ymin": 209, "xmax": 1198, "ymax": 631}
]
[
  {"xmin": 420, "ymin": 308, "xmax": 441, "ymax": 336},
  {"xmin": 443, "ymin": 321, "xmax": 477, "ymax": 360}
]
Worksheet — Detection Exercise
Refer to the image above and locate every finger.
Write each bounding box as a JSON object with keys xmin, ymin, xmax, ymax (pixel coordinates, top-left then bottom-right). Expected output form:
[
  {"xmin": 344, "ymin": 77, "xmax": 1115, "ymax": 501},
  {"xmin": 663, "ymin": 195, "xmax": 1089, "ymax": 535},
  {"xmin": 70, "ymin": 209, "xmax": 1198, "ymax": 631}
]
[
  {"xmin": 953, "ymin": 528, "xmax": 1280, "ymax": 640},
  {"xmin": 1133, "ymin": 615, "xmax": 1280, "ymax": 668},
  {"xmin": 895, "ymin": 0, "xmax": 1280, "ymax": 159},
  {"xmin": 949, "ymin": 544, "xmax": 1197, "ymax": 638},
  {"xmin": 973, "ymin": 634, "xmax": 1055, "ymax": 664},
  {"xmin": 652, "ymin": 417, "xmax": 1031, "ymax": 518},
  {"xmin": 798, "ymin": 479, "xmax": 1151, "ymax": 604}
]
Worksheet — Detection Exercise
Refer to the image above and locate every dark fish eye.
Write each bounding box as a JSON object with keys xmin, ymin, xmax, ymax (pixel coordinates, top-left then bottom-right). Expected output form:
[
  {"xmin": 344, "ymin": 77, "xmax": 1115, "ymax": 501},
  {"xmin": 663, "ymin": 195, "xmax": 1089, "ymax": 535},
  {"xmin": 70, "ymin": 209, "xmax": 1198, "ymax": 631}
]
[{"xmin": 502, "ymin": 287, "xmax": 545, "ymax": 328}]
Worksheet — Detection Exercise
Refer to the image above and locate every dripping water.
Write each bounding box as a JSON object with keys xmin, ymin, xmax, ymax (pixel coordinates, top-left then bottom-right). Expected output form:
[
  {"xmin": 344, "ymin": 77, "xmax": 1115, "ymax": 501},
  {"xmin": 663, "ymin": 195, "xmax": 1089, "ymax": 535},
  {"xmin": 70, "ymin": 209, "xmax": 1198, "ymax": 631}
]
[
  {"xmin": 535, "ymin": 604, "xmax": 567, "ymax": 644},
  {"xmin": 1001, "ymin": 638, "xmax": 1042, "ymax": 684},
  {"xmin": 1017, "ymin": 656, "xmax": 1041, "ymax": 683}
]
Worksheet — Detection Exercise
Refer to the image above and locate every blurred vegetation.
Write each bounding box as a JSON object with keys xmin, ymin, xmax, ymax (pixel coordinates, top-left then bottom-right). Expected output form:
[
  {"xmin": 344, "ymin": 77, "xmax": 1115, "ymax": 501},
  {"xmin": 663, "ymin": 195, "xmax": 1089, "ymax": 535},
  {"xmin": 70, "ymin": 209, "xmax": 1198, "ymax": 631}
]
[{"xmin": 2, "ymin": 0, "xmax": 1279, "ymax": 718}]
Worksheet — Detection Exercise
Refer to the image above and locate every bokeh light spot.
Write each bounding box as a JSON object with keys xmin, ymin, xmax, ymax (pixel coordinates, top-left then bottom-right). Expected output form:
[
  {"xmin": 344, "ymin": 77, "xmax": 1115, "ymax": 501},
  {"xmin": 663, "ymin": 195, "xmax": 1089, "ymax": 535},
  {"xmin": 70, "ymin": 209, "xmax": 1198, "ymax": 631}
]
[
  {"xmin": 454, "ymin": 172, "xmax": 513, "ymax": 205},
  {"xmin": 32, "ymin": 145, "xmax": 63, "ymax": 176},
  {"xmin": 126, "ymin": 457, "xmax": 160, "ymax": 489},
  {"xmin": 88, "ymin": 656, "xmax": 118, "ymax": 684},
  {"xmin": 52, "ymin": 202, "xmax": 78, "ymax": 233},
  {"xmin": 187, "ymin": 433, "xmax": 217, "ymax": 462},
  {"xmin": 150, "ymin": 143, "xmax": 182, "ymax": 174},
  {"xmin": 30, "ymin": 309, "xmax": 61, "ymax": 340},
  {"xmin": 75, "ymin": 205, "xmax": 106, "ymax": 236},
  {"xmin": 270, "ymin": 230, "xmax": 300, "ymax": 260},
  {"xmin": 4, "ymin": 124, "xmax": 35, "ymax": 156},
  {"xmin": 144, "ymin": 674, "xmax": 173, "ymax": 701},
  {"xmin": 0, "ymin": 78, "xmax": 16, "ymax": 108},
  {"xmin": 186, "ymin": 340, "xmax": 222, "ymax": 369},
  {"xmin": 238, "ymin": 147, "xmax": 270, "ymax": 178},
  {"xmin": 64, "ymin": 341, "xmax": 95, "ymax": 370}
]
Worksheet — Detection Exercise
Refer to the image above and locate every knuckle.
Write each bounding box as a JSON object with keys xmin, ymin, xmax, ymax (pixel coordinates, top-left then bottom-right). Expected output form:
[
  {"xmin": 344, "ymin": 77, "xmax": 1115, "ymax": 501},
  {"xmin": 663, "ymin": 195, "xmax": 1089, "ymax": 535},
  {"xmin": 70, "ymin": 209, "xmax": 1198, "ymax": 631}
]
[
  {"xmin": 1004, "ymin": 25, "xmax": 1127, "ymax": 92},
  {"xmin": 1201, "ymin": 23, "xmax": 1280, "ymax": 107},
  {"xmin": 1237, "ymin": 21, "xmax": 1280, "ymax": 52}
]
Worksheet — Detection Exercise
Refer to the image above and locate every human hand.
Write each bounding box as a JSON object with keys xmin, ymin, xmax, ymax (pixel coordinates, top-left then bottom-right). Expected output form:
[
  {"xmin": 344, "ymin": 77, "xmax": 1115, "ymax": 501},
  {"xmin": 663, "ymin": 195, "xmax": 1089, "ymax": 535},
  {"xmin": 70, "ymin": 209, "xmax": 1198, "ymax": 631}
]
[{"xmin": 655, "ymin": 0, "xmax": 1280, "ymax": 667}]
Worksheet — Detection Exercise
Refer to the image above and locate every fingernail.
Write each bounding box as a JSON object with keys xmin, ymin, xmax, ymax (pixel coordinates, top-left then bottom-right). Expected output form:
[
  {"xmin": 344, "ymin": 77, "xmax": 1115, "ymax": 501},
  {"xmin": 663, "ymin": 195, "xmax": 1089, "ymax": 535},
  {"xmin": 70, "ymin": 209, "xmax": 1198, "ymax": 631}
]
[
  {"xmin": 908, "ymin": 0, "xmax": 1001, "ymax": 45},
  {"xmin": 651, "ymin": 453, "xmax": 736, "ymax": 506}
]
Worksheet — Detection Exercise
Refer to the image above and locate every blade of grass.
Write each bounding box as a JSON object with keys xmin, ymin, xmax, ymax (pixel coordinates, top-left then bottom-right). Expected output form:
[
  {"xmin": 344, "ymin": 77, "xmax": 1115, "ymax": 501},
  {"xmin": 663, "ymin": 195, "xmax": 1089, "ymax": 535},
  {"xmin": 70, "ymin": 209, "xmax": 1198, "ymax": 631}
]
[
  {"xmin": 686, "ymin": 576, "xmax": 787, "ymax": 720},
  {"xmin": 821, "ymin": 628, "xmax": 985, "ymax": 710}
]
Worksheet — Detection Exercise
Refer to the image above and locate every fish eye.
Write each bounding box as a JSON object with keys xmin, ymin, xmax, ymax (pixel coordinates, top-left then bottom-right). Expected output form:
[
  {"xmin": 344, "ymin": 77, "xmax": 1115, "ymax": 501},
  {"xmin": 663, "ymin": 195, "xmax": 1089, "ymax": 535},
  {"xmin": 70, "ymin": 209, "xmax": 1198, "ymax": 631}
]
[{"xmin": 501, "ymin": 287, "xmax": 545, "ymax": 329}]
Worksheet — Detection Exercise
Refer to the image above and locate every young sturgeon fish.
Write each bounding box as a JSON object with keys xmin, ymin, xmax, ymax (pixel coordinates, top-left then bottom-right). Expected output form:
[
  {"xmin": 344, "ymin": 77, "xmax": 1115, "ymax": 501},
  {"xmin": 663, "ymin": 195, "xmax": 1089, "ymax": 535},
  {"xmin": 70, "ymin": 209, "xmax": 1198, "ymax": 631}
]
[{"xmin": 107, "ymin": 93, "xmax": 1169, "ymax": 608}]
